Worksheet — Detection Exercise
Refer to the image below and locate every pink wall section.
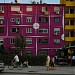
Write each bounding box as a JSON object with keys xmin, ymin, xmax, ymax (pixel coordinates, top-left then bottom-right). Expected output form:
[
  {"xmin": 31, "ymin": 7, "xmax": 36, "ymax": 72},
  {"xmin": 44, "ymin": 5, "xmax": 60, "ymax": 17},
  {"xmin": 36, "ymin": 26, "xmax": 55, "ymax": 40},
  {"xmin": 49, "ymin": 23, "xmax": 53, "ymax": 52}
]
[{"xmin": 0, "ymin": 3, "xmax": 65, "ymax": 56}]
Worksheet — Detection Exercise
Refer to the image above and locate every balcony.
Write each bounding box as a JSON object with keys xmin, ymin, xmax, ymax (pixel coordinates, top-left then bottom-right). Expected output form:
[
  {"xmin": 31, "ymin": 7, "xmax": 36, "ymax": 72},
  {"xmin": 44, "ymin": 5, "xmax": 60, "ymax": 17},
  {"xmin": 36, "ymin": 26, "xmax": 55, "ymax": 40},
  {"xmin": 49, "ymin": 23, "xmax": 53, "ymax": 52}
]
[
  {"xmin": 66, "ymin": 1, "xmax": 75, "ymax": 6},
  {"xmin": 65, "ymin": 37, "xmax": 75, "ymax": 41},
  {"xmin": 0, "ymin": 11, "xmax": 4, "ymax": 14},
  {"xmin": 65, "ymin": 25, "xmax": 75, "ymax": 30},
  {"xmin": 65, "ymin": 14, "xmax": 75, "ymax": 18}
]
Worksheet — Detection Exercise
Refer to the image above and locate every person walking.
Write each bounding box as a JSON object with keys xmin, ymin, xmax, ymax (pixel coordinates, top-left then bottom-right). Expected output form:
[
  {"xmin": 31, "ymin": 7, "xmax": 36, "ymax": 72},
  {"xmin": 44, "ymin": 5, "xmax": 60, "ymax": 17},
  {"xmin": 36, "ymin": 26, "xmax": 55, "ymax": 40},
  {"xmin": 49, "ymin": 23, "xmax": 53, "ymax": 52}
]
[
  {"xmin": 50, "ymin": 55, "xmax": 56, "ymax": 70},
  {"xmin": 46, "ymin": 55, "xmax": 50, "ymax": 70}
]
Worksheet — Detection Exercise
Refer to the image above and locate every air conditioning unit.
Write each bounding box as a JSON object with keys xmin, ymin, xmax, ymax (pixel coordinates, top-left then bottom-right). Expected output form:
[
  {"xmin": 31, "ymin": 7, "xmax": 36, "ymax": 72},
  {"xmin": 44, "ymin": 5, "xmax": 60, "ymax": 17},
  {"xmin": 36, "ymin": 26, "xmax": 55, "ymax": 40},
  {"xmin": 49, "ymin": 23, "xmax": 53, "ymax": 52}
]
[
  {"xmin": 56, "ymin": 11, "xmax": 60, "ymax": 14},
  {"xmin": 44, "ymin": 11, "xmax": 49, "ymax": 15},
  {"xmin": 17, "ymin": 11, "xmax": 21, "ymax": 14},
  {"xmin": 54, "ymin": 32, "xmax": 58, "ymax": 35},
  {"xmin": 0, "ymin": 11, "xmax": 4, "ymax": 13},
  {"xmin": 16, "ymin": 22, "xmax": 20, "ymax": 24},
  {"xmin": 0, "ymin": 21, "xmax": 3, "ymax": 24}
]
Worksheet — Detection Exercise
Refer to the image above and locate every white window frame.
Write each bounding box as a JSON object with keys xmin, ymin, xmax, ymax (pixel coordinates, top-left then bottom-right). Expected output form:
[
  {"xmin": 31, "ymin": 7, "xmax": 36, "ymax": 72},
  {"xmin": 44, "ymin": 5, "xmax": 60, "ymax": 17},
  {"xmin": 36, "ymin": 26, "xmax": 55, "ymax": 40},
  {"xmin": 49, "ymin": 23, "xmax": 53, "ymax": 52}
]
[
  {"xmin": 26, "ymin": 17, "xmax": 32, "ymax": 22},
  {"xmin": 10, "ymin": 38, "xmax": 15, "ymax": 44},
  {"xmin": 54, "ymin": 28, "xmax": 60, "ymax": 35},
  {"xmin": 26, "ymin": 6, "xmax": 32, "ymax": 12},
  {"xmin": 54, "ymin": 39, "xmax": 60, "ymax": 44},
  {"xmin": 16, "ymin": 17, "xmax": 20, "ymax": 22},
  {"xmin": 26, "ymin": 38, "xmax": 32, "ymax": 44},
  {"xmin": 0, "ymin": 38, "xmax": 4, "ymax": 45},
  {"xmin": 54, "ymin": 7, "xmax": 60, "ymax": 14},
  {"xmin": 54, "ymin": 17, "xmax": 60, "ymax": 23},
  {"xmin": 0, "ymin": 6, "xmax": 4, "ymax": 11},
  {"xmin": 11, "ymin": 6, "xmax": 20, "ymax": 11},
  {"xmin": 11, "ymin": 17, "xmax": 15, "ymax": 22},
  {"xmin": 42, "ymin": 7, "xmax": 47, "ymax": 12},
  {"xmin": 26, "ymin": 28, "xmax": 32, "ymax": 33},
  {"xmin": 12, "ymin": 28, "xmax": 19, "ymax": 33},
  {"xmin": 39, "ymin": 28, "xmax": 48, "ymax": 33}
]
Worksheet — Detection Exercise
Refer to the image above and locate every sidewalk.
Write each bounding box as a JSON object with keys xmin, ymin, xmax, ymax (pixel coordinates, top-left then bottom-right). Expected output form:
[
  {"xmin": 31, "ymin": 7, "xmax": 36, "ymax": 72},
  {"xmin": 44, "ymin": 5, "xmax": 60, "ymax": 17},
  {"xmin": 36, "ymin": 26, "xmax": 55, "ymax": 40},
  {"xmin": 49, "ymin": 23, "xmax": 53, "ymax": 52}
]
[{"xmin": 3, "ymin": 66, "xmax": 75, "ymax": 75}]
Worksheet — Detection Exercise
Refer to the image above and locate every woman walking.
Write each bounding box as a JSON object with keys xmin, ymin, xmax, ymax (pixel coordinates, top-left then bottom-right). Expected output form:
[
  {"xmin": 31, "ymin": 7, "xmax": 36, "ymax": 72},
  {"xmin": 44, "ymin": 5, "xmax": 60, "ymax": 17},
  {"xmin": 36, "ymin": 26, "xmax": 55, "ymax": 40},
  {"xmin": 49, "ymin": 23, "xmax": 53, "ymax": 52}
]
[{"xmin": 46, "ymin": 55, "xmax": 50, "ymax": 70}]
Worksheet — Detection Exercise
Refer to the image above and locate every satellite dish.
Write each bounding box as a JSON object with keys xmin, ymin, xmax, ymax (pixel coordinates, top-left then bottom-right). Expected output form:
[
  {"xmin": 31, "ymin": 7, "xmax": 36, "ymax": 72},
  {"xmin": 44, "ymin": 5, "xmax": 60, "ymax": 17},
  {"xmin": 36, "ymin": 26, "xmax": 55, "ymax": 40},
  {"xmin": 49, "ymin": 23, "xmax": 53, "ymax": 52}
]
[
  {"xmin": 61, "ymin": 34, "xmax": 64, "ymax": 40},
  {"xmin": 33, "ymin": 23, "xmax": 40, "ymax": 29}
]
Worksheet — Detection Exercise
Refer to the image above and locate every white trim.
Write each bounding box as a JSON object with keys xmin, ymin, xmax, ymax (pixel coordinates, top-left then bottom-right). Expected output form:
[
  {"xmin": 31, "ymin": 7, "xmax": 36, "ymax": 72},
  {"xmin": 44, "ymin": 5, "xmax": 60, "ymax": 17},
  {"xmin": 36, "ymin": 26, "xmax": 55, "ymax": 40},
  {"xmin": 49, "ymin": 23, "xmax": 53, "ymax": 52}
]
[
  {"xmin": 36, "ymin": 38, "xmax": 37, "ymax": 56},
  {"xmin": 49, "ymin": 12, "xmax": 50, "ymax": 42},
  {"xmin": 26, "ymin": 36, "xmax": 48, "ymax": 37},
  {"xmin": 0, "ymin": 36, "xmax": 48, "ymax": 38},
  {"xmin": 62, "ymin": 6, "xmax": 64, "ymax": 33},
  {"xmin": 25, "ymin": 47, "xmax": 34, "ymax": 48}
]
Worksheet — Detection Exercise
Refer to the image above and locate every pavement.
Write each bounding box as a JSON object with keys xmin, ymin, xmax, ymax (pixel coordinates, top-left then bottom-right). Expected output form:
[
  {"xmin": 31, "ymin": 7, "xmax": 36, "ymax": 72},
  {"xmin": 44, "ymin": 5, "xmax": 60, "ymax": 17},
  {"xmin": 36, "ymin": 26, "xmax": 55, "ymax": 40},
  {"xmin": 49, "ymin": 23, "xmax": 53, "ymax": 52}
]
[{"xmin": 3, "ymin": 65, "xmax": 75, "ymax": 75}]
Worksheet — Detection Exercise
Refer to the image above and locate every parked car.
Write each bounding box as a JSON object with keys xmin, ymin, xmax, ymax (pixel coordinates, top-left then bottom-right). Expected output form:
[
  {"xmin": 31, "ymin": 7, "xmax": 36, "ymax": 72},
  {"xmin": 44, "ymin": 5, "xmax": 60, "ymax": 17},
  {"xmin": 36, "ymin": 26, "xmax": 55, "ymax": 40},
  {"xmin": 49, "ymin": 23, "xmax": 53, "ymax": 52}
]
[
  {"xmin": 0, "ymin": 60, "xmax": 5, "ymax": 72},
  {"xmin": 57, "ymin": 57, "xmax": 68, "ymax": 65}
]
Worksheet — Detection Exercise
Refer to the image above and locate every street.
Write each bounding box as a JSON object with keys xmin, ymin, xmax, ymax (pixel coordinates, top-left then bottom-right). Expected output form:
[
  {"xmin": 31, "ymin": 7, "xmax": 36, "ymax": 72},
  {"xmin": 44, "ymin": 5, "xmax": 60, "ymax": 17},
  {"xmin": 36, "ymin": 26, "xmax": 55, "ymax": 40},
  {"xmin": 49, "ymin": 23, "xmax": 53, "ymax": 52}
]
[
  {"xmin": 0, "ymin": 73, "xmax": 41, "ymax": 75},
  {"xmin": 0, "ymin": 66, "xmax": 75, "ymax": 75}
]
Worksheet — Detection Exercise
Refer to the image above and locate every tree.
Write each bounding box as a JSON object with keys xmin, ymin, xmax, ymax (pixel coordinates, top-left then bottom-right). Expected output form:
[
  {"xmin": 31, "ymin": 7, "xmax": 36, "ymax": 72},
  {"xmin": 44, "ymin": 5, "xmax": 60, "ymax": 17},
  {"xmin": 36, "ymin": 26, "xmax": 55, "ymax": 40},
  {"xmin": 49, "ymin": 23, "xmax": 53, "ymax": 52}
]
[
  {"xmin": 71, "ymin": 40, "xmax": 75, "ymax": 46},
  {"xmin": 15, "ymin": 35, "xmax": 26, "ymax": 56}
]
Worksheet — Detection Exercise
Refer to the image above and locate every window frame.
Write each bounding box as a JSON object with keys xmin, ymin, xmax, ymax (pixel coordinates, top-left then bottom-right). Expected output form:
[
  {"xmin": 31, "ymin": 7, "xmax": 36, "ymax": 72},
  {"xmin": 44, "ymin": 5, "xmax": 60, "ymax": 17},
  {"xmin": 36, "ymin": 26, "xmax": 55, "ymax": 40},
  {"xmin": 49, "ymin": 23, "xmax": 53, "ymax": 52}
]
[
  {"xmin": 26, "ymin": 38, "xmax": 32, "ymax": 44},
  {"xmin": 26, "ymin": 28, "xmax": 32, "ymax": 33},
  {"xmin": 11, "ymin": 28, "xmax": 19, "ymax": 33},
  {"xmin": 54, "ymin": 17, "xmax": 60, "ymax": 23},
  {"xmin": 10, "ymin": 38, "xmax": 15, "ymax": 44},
  {"xmin": 26, "ymin": 17, "xmax": 32, "ymax": 23}
]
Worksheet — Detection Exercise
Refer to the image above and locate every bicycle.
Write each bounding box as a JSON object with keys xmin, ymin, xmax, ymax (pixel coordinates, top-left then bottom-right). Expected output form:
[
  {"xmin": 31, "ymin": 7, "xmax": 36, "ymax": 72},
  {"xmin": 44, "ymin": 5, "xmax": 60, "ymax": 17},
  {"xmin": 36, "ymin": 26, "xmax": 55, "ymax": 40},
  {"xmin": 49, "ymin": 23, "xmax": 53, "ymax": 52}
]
[{"xmin": 8, "ymin": 60, "xmax": 23, "ymax": 70}]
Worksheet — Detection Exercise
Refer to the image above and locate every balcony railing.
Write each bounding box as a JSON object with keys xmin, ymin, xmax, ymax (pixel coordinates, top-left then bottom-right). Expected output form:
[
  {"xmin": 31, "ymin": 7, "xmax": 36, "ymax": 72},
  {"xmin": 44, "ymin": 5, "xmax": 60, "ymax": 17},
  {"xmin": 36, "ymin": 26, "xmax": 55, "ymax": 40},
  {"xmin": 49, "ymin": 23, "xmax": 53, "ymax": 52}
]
[
  {"xmin": 65, "ymin": 37, "xmax": 75, "ymax": 41},
  {"xmin": 65, "ymin": 25, "xmax": 75, "ymax": 30},
  {"xmin": 66, "ymin": 1, "xmax": 75, "ymax": 6},
  {"xmin": 65, "ymin": 14, "xmax": 75, "ymax": 18}
]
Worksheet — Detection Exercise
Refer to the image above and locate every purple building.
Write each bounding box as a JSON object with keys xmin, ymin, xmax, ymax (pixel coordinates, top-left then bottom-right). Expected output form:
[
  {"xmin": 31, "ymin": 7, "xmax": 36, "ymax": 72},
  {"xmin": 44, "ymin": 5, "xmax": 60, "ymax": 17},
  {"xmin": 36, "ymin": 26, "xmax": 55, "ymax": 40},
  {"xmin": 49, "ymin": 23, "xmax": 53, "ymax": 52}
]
[{"xmin": 0, "ymin": 3, "xmax": 64, "ymax": 56}]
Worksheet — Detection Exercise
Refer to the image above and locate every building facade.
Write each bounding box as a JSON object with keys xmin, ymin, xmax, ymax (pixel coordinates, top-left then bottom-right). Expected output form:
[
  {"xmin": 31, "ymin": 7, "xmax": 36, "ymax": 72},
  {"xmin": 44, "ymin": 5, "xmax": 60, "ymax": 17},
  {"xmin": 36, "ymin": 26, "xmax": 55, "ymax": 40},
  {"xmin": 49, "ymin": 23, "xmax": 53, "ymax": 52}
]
[
  {"xmin": 60, "ymin": 0, "xmax": 75, "ymax": 47},
  {"xmin": 0, "ymin": 3, "xmax": 64, "ymax": 56}
]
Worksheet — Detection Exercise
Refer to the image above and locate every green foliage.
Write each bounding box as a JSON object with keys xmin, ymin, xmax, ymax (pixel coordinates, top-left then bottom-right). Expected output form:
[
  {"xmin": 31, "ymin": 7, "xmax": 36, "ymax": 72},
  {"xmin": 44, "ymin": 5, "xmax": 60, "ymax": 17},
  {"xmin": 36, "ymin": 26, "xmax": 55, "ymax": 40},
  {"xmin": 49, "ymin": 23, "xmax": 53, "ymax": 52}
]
[
  {"xmin": 71, "ymin": 40, "xmax": 75, "ymax": 46},
  {"xmin": 15, "ymin": 35, "xmax": 26, "ymax": 55},
  {"xmin": 3, "ymin": 55, "xmax": 46, "ymax": 66}
]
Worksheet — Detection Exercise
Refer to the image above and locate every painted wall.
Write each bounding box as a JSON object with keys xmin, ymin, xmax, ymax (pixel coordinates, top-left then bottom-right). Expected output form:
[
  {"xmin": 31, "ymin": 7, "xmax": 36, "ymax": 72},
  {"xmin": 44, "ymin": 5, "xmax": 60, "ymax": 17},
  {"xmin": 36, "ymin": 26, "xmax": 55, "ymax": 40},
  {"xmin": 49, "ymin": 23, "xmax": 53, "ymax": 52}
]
[{"xmin": 0, "ymin": 3, "xmax": 65, "ymax": 56}]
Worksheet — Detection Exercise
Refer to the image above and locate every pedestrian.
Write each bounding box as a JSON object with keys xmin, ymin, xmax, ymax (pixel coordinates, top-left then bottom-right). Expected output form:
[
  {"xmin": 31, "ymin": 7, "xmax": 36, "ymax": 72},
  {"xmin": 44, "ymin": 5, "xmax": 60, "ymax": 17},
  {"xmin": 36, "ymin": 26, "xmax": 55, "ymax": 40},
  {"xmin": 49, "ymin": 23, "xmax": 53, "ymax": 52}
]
[
  {"xmin": 23, "ymin": 60, "xmax": 29, "ymax": 67},
  {"xmin": 46, "ymin": 55, "xmax": 50, "ymax": 70},
  {"xmin": 50, "ymin": 55, "xmax": 56, "ymax": 70},
  {"xmin": 68, "ymin": 54, "xmax": 71, "ymax": 65}
]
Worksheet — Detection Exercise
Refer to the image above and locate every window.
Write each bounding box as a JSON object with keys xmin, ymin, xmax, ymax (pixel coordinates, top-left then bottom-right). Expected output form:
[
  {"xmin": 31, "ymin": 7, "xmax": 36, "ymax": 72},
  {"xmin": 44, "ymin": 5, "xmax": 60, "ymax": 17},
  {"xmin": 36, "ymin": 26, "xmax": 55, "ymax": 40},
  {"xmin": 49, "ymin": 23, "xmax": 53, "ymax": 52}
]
[
  {"xmin": 0, "ymin": 16, "xmax": 4, "ymax": 24},
  {"xmin": 70, "ymin": 9, "xmax": 75, "ymax": 14},
  {"xmin": 42, "ymin": 7, "xmax": 48, "ymax": 12},
  {"xmin": 38, "ymin": 50, "xmax": 48, "ymax": 56},
  {"xmin": 11, "ymin": 6, "xmax": 20, "ymax": 11},
  {"xmin": 54, "ymin": 7, "xmax": 60, "ymax": 14},
  {"xmin": 54, "ymin": 39, "xmax": 60, "ymax": 44},
  {"xmin": 54, "ymin": 28, "xmax": 60, "ymax": 35},
  {"xmin": 38, "ymin": 28, "xmax": 48, "ymax": 33},
  {"xmin": 0, "ymin": 38, "xmax": 3, "ymax": 45},
  {"xmin": 70, "ymin": 0, "xmax": 74, "ymax": 1},
  {"xmin": 0, "ymin": 6, "xmax": 4, "ymax": 11},
  {"xmin": 16, "ymin": 17, "xmax": 20, "ymax": 24},
  {"xmin": 26, "ymin": 6, "xmax": 32, "ymax": 12},
  {"xmin": 26, "ymin": 17, "xmax": 32, "ymax": 22},
  {"xmin": 26, "ymin": 28, "xmax": 32, "ymax": 33},
  {"xmin": 54, "ymin": 17, "xmax": 60, "ymax": 23},
  {"xmin": 39, "ymin": 17, "xmax": 48, "ymax": 23},
  {"xmin": 26, "ymin": 38, "xmax": 32, "ymax": 44},
  {"xmin": 10, "ymin": 38, "xmax": 15, "ymax": 44},
  {"xmin": 70, "ymin": 20, "xmax": 74, "ymax": 25},
  {"xmin": 16, "ymin": 17, "xmax": 20, "ymax": 22},
  {"xmin": 38, "ymin": 39, "xmax": 48, "ymax": 44},
  {"xmin": 25, "ymin": 50, "xmax": 32, "ymax": 55},
  {"xmin": 11, "ymin": 17, "xmax": 15, "ymax": 22},
  {"xmin": 0, "ymin": 27, "xmax": 4, "ymax": 33},
  {"xmin": 12, "ymin": 28, "xmax": 19, "ymax": 33}
]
